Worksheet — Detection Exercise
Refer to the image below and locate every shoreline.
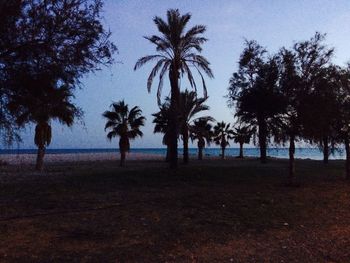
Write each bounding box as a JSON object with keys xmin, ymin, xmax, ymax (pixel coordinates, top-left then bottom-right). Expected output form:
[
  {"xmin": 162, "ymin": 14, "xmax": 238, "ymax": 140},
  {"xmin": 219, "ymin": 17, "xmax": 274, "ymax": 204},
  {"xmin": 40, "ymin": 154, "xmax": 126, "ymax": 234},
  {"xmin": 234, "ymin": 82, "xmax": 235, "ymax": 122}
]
[
  {"xmin": 0, "ymin": 152, "xmax": 346, "ymax": 166},
  {"xmin": 0, "ymin": 152, "xmax": 164, "ymax": 165}
]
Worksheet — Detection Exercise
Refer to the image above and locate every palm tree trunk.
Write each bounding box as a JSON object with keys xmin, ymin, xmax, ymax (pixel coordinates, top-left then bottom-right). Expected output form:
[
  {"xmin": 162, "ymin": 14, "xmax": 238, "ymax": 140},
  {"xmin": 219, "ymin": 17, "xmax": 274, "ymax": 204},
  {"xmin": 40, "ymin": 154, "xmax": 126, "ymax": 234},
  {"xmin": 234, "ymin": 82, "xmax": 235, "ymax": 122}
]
[
  {"xmin": 258, "ymin": 117, "xmax": 267, "ymax": 163},
  {"xmin": 36, "ymin": 145, "xmax": 45, "ymax": 171},
  {"xmin": 165, "ymin": 145, "xmax": 170, "ymax": 162},
  {"xmin": 239, "ymin": 142, "xmax": 244, "ymax": 158},
  {"xmin": 288, "ymin": 135, "xmax": 296, "ymax": 185},
  {"xmin": 120, "ymin": 151, "xmax": 126, "ymax": 167},
  {"xmin": 198, "ymin": 147, "xmax": 203, "ymax": 160},
  {"xmin": 323, "ymin": 136, "xmax": 329, "ymax": 164},
  {"xmin": 168, "ymin": 67, "xmax": 180, "ymax": 169},
  {"xmin": 221, "ymin": 146, "xmax": 225, "ymax": 160},
  {"xmin": 183, "ymin": 126, "xmax": 189, "ymax": 164},
  {"xmin": 345, "ymin": 137, "xmax": 350, "ymax": 180}
]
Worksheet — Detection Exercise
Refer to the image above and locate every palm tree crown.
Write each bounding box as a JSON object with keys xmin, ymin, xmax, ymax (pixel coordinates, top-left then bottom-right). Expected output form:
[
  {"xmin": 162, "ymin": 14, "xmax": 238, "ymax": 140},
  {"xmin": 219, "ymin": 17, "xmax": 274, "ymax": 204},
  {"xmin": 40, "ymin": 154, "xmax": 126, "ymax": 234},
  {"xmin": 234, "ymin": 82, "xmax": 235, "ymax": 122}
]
[
  {"xmin": 178, "ymin": 90, "xmax": 211, "ymax": 127},
  {"xmin": 232, "ymin": 124, "xmax": 255, "ymax": 145},
  {"xmin": 9, "ymin": 77, "xmax": 79, "ymax": 129},
  {"xmin": 190, "ymin": 118, "xmax": 213, "ymax": 147},
  {"xmin": 134, "ymin": 9, "xmax": 214, "ymax": 104},
  {"xmin": 103, "ymin": 100, "xmax": 145, "ymax": 150},
  {"xmin": 152, "ymin": 101, "xmax": 171, "ymax": 146},
  {"xmin": 213, "ymin": 122, "xmax": 234, "ymax": 146}
]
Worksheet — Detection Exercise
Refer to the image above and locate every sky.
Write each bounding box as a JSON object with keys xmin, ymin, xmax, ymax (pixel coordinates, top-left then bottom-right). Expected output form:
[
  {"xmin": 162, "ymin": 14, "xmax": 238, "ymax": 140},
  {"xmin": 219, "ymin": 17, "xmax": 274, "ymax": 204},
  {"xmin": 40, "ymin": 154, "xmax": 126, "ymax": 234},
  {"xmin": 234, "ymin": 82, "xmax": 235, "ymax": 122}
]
[{"xmin": 13, "ymin": 0, "xmax": 350, "ymax": 149}]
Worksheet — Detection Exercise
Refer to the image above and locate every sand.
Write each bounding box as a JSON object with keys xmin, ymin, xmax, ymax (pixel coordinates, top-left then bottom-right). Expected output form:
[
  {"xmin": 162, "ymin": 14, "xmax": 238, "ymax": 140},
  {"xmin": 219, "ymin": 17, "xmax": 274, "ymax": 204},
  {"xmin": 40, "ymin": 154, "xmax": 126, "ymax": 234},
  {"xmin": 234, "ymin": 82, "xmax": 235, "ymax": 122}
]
[{"xmin": 0, "ymin": 152, "xmax": 164, "ymax": 165}]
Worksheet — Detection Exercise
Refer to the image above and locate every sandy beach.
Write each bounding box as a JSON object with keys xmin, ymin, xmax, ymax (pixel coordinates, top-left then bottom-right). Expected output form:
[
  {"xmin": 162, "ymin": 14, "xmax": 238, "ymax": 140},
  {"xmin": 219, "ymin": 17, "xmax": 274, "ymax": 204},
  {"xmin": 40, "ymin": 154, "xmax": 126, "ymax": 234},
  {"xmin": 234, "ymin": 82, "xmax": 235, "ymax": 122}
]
[{"xmin": 0, "ymin": 152, "xmax": 164, "ymax": 165}]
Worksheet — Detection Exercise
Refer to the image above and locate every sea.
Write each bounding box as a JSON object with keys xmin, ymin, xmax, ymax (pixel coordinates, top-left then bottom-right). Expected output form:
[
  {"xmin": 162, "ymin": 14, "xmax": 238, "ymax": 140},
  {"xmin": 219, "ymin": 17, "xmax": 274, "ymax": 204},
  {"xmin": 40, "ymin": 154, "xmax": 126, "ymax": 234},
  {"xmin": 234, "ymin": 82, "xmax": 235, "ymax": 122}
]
[{"xmin": 0, "ymin": 147, "xmax": 346, "ymax": 160}]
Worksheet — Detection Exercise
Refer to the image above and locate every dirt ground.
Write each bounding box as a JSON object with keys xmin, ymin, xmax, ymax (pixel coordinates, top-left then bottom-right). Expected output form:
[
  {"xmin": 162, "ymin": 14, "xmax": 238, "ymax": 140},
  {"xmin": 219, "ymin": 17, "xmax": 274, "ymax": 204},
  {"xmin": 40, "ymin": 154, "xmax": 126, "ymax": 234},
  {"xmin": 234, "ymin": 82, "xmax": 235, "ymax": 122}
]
[{"xmin": 1, "ymin": 158, "xmax": 350, "ymax": 262}]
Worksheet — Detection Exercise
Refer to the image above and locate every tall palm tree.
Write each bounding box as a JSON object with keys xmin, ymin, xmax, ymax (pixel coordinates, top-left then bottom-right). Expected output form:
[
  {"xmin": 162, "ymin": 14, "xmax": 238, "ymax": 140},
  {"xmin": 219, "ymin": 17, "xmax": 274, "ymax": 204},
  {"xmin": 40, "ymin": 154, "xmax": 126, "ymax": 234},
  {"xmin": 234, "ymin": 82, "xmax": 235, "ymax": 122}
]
[
  {"xmin": 152, "ymin": 102, "xmax": 171, "ymax": 161},
  {"xmin": 232, "ymin": 123, "xmax": 255, "ymax": 158},
  {"xmin": 103, "ymin": 101, "xmax": 145, "ymax": 167},
  {"xmin": 179, "ymin": 90, "xmax": 211, "ymax": 163},
  {"xmin": 213, "ymin": 121, "xmax": 234, "ymax": 159},
  {"xmin": 8, "ymin": 74, "xmax": 80, "ymax": 171},
  {"xmin": 190, "ymin": 117, "xmax": 213, "ymax": 160},
  {"xmin": 134, "ymin": 9, "xmax": 213, "ymax": 168}
]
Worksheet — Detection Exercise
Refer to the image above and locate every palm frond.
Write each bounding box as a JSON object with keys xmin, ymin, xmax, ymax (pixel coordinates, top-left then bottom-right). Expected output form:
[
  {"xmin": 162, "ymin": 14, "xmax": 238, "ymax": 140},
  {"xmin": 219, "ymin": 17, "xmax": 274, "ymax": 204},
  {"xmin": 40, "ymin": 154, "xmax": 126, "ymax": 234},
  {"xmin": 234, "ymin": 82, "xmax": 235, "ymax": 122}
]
[{"xmin": 134, "ymin": 55, "xmax": 167, "ymax": 70}]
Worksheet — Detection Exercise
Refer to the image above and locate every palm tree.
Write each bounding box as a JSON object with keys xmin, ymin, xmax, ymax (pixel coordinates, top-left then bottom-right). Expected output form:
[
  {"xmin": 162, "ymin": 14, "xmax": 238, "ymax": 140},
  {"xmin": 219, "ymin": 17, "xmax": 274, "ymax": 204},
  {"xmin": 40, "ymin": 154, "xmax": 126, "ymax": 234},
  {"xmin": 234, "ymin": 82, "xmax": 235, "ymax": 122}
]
[
  {"xmin": 232, "ymin": 123, "xmax": 255, "ymax": 158},
  {"xmin": 213, "ymin": 121, "xmax": 234, "ymax": 159},
  {"xmin": 8, "ymin": 75, "xmax": 80, "ymax": 171},
  {"xmin": 190, "ymin": 118, "xmax": 213, "ymax": 160},
  {"xmin": 103, "ymin": 101, "xmax": 145, "ymax": 167},
  {"xmin": 134, "ymin": 9, "xmax": 213, "ymax": 168},
  {"xmin": 179, "ymin": 90, "xmax": 211, "ymax": 163},
  {"xmin": 152, "ymin": 102, "xmax": 171, "ymax": 161}
]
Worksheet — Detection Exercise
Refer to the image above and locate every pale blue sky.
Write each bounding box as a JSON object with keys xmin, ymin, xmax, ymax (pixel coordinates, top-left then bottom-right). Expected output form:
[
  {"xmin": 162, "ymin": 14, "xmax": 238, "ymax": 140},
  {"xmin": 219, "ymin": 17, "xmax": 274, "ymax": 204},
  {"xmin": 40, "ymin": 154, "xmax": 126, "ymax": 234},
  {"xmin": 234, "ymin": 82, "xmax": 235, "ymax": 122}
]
[{"xmin": 14, "ymin": 0, "xmax": 350, "ymax": 149}]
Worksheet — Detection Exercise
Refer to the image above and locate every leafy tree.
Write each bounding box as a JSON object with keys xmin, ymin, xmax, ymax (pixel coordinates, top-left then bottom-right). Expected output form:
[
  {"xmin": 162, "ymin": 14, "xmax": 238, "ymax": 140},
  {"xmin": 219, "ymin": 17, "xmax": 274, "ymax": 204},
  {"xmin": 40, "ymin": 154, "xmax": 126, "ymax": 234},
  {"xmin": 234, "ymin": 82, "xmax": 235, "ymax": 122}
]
[
  {"xmin": 213, "ymin": 121, "xmax": 234, "ymax": 159},
  {"xmin": 0, "ymin": 0, "xmax": 116, "ymax": 148},
  {"xmin": 329, "ymin": 66, "xmax": 350, "ymax": 179},
  {"xmin": 103, "ymin": 101, "xmax": 145, "ymax": 167},
  {"xmin": 293, "ymin": 33, "xmax": 335, "ymax": 164},
  {"xmin": 298, "ymin": 66, "xmax": 339, "ymax": 164},
  {"xmin": 232, "ymin": 122, "xmax": 255, "ymax": 158},
  {"xmin": 190, "ymin": 118, "xmax": 213, "ymax": 160},
  {"xmin": 271, "ymin": 48, "xmax": 303, "ymax": 184},
  {"xmin": 228, "ymin": 41, "xmax": 285, "ymax": 163},
  {"xmin": 8, "ymin": 73, "xmax": 81, "ymax": 171},
  {"xmin": 134, "ymin": 9, "xmax": 213, "ymax": 168}
]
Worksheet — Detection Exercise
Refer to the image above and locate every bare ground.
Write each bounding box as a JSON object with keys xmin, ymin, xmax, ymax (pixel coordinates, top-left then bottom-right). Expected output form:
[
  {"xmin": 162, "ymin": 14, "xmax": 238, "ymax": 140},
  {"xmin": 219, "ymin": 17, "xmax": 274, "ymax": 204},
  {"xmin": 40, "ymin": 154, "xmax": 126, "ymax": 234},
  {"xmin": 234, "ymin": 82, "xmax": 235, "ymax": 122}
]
[{"xmin": 0, "ymin": 158, "xmax": 350, "ymax": 262}]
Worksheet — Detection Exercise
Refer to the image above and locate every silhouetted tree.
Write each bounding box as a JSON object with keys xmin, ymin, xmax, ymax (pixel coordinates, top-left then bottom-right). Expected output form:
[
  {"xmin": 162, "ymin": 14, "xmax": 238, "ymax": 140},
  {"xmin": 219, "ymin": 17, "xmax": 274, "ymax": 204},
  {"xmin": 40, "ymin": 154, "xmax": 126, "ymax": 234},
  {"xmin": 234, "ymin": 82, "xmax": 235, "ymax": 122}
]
[
  {"xmin": 272, "ymin": 48, "xmax": 303, "ymax": 185},
  {"xmin": 329, "ymin": 66, "xmax": 350, "ymax": 179},
  {"xmin": 152, "ymin": 102, "xmax": 171, "ymax": 162},
  {"xmin": 228, "ymin": 41, "xmax": 285, "ymax": 163},
  {"xmin": 232, "ymin": 122, "xmax": 255, "ymax": 158},
  {"xmin": 213, "ymin": 121, "xmax": 234, "ymax": 159},
  {"xmin": 0, "ymin": 1, "xmax": 23, "ymax": 148},
  {"xmin": 0, "ymin": 0, "xmax": 116, "ymax": 147},
  {"xmin": 103, "ymin": 101, "xmax": 145, "ymax": 167},
  {"xmin": 299, "ymin": 66, "xmax": 339, "ymax": 164},
  {"xmin": 8, "ymin": 74, "xmax": 81, "ymax": 171},
  {"xmin": 179, "ymin": 90, "xmax": 211, "ymax": 164},
  {"xmin": 134, "ymin": 9, "xmax": 213, "ymax": 168},
  {"xmin": 190, "ymin": 117, "xmax": 213, "ymax": 160},
  {"xmin": 294, "ymin": 33, "xmax": 335, "ymax": 164}
]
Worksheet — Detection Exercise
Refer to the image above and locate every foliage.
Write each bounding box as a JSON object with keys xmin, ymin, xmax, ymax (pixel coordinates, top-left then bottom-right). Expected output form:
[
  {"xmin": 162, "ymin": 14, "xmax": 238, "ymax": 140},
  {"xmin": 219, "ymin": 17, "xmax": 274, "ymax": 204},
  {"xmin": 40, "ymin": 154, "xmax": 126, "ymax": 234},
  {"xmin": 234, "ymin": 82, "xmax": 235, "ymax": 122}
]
[
  {"xmin": 103, "ymin": 100, "xmax": 145, "ymax": 152},
  {"xmin": 213, "ymin": 121, "xmax": 234, "ymax": 148},
  {"xmin": 134, "ymin": 9, "xmax": 213, "ymax": 104},
  {"xmin": 152, "ymin": 101, "xmax": 171, "ymax": 146},
  {"xmin": 232, "ymin": 122, "xmax": 255, "ymax": 145},
  {"xmin": 190, "ymin": 117, "xmax": 213, "ymax": 147},
  {"xmin": 0, "ymin": 0, "xmax": 116, "ymax": 145}
]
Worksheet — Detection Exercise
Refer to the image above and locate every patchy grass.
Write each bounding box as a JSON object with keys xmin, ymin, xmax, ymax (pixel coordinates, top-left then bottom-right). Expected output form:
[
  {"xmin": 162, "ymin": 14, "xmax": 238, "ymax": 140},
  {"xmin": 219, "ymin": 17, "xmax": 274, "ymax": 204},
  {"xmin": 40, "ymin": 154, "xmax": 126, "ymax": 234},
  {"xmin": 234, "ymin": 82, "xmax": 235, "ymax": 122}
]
[{"xmin": 1, "ymin": 158, "xmax": 350, "ymax": 262}]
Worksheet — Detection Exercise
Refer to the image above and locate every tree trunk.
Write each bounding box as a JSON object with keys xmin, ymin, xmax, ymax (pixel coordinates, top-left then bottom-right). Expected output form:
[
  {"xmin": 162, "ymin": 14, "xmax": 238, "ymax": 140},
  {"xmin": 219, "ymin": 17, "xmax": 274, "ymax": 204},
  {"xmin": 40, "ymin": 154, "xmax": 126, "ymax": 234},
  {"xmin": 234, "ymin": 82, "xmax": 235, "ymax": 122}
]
[
  {"xmin": 198, "ymin": 146, "xmax": 203, "ymax": 160},
  {"xmin": 35, "ymin": 145, "xmax": 45, "ymax": 171},
  {"xmin": 183, "ymin": 126, "xmax": 189, "ymax": 164},
  {"xmin": 221, "ymin": 146, "xmax": 225, "ymax": 160},
  {"xmin": 239, "ymin": 142, "xmax": 244, "ymax": 158},
  {"xmin": 345, "ymin": 137, "xmax": 350, "ymax": 180},
  {"xmin": 258, "ymin": 117, "xmax": 267, "ymax": 163},
  {"xmin": 165, "ymin": 145, "xmax": 170, "ymax": 162},
  {"xmin": 323, "ymin": 136, "xmax": 329, "ymax": 164},
  {"xmin": 288, "ymin": 135, "xmax": 296, "ymax": 185},
  {"xmin": 168, "ymin": 67, "xmax": 180, "ymax": 169},
  {"xmin": 120, "ymin": 151, "xmax": 126, "ymax": 167}
]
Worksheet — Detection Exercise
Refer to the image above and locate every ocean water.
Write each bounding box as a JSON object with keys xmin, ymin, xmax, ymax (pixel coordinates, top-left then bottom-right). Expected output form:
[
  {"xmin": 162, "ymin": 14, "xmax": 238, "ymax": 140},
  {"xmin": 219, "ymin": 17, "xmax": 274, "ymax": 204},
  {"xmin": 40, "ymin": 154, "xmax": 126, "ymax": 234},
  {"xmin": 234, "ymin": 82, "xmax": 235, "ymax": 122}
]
[{"xmin": 0, "ymin": 147, "xmax": 346, "ymax": 160}]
